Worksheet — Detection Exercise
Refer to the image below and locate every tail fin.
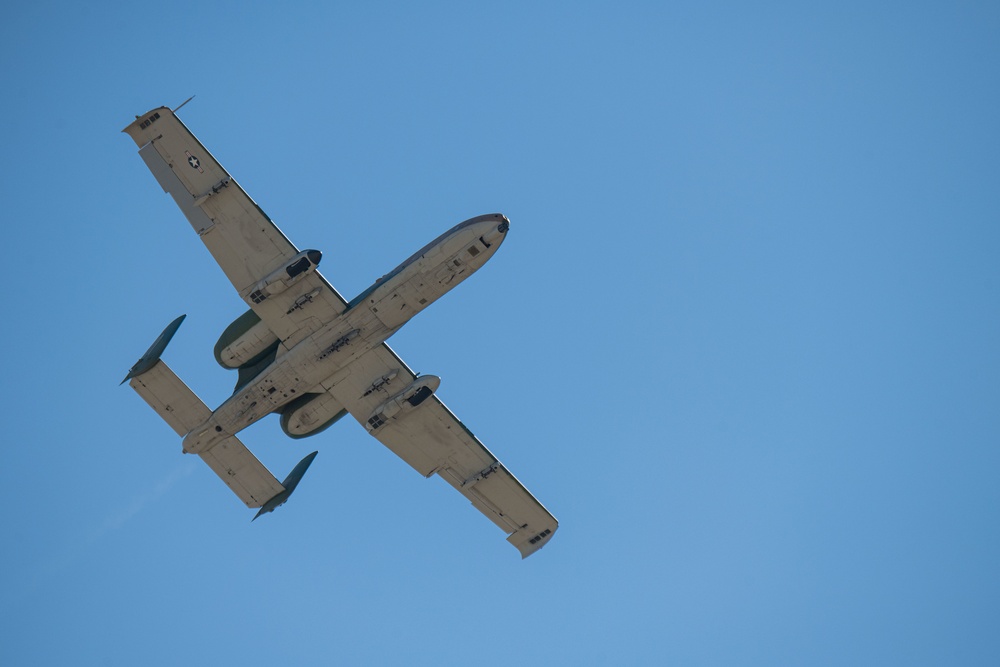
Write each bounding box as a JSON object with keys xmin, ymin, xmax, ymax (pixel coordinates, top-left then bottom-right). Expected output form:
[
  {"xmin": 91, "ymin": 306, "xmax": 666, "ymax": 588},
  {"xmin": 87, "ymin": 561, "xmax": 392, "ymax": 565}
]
[
  {"xmin": 122, "ymin": 314, "xmax": 186, "ymax": 385},
  {"xmin": 252, "ymin": 451, "xmax": 319, "ymax": 520}
]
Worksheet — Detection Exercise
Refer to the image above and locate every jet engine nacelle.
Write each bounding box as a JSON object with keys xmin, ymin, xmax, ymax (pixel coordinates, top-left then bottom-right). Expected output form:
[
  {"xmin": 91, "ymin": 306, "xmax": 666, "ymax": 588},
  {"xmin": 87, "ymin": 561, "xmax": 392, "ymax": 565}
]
[
  {"xmin": 247, "ymin": 249, "xmax": 322, "ymax": 304},
  {"xmin": 214, "ymin": 310, "xmax": 280, "ymax": 369},
  {"xmin": 280, "ymin": 392, "xmax": 348, "ymax": 439},
  {"xmin": 365, "ymin": 375, "xmax": 441, "ymax": 432}
]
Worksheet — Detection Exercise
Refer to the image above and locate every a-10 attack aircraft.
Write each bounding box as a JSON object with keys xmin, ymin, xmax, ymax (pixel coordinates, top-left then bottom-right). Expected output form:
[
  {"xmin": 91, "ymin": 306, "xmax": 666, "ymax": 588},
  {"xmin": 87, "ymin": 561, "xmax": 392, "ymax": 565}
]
[{"xmin": 122, "ymin": 104, "xmax": 557, "ymax": 558}]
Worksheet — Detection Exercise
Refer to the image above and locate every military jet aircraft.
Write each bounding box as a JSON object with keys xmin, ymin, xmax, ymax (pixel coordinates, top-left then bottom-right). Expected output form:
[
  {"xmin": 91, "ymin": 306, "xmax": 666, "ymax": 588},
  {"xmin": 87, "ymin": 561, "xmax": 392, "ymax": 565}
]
[{"xmin": 122, "ymin": 105, "xmax": 557, "ymax": 558}]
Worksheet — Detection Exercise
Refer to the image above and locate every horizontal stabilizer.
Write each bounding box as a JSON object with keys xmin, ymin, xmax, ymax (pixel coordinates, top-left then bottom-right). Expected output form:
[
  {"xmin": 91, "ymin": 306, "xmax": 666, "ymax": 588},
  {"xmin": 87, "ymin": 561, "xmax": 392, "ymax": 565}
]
[
  {"xmin": 200, "ymin": 436, "xmax": 286, "ymax": 508},
  {"xmin": 128, "ymin": 357, "xmax": 210, "ymax": 437},
  {"xmin": 126, "ymin": 346, "xmax": 287, "ymax": 508}
]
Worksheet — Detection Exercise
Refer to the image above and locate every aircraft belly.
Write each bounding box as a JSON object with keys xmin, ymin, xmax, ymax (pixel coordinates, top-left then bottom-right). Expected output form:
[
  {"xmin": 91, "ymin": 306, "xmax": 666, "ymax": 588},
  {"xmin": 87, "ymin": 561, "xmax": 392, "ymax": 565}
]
[
  {"xmin": 369, "ymin": 278, "xmax": 429, "ymax": 329},
  {"xmin": 278, "ymin": 315, "xmax": 323, "ymax": 352},
  {"xmin": 212, "ymin": 307, "xmax": 393, "ymax": 435}
]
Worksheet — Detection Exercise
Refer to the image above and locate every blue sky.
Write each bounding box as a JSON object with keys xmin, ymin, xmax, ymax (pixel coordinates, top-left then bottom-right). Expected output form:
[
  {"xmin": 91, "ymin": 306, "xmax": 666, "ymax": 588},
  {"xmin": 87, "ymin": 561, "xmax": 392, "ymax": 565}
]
[{"xmin": 2, "ymin": 2, "xmax": 998, "ymax": 665}]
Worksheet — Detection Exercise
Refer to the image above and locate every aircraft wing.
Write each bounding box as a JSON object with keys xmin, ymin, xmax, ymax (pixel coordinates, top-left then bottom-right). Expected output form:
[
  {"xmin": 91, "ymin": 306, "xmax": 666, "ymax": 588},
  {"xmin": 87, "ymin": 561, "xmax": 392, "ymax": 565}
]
[
  {"xmin": 123, "ymin": 107, "xmax": 347, "ymax": 347},
  {"xmin": 324, "ymin": 344, "xmax": 558, "ymax": 558}
]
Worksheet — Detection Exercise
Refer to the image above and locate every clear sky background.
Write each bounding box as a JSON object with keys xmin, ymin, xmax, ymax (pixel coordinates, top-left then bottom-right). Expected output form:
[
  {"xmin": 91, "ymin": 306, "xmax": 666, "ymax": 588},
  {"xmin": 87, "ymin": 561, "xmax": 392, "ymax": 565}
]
[{"xmin": 1, "ymin": 2, "xmax": 998, "ymax": 665}]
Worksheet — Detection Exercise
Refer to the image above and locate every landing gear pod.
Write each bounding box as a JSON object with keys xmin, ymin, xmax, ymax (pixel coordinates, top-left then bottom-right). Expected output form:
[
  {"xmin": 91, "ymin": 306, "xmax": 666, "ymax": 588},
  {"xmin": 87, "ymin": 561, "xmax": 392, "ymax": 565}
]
[
  {"xmin": 365, "ymin": 375, "xmax": 441, "ymax": 432},
  {"xmin": 246, "ymin": 249, "xmax": 322, "ymax": 305}
]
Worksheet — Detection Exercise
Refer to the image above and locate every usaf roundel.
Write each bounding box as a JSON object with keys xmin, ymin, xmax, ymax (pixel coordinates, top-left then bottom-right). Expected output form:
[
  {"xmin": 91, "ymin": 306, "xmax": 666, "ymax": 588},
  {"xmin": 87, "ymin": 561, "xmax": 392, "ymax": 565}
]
[{"xmin": 185, "ymin": 150, "xmax": 204, "ymax": 173}]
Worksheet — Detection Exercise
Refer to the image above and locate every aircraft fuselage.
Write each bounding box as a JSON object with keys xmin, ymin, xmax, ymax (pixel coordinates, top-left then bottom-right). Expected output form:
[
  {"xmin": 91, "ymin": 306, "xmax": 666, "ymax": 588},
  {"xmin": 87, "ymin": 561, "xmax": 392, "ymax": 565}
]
[{"xmin": 182, "ymin": 213, "xmax": 509, "ymax": 454}]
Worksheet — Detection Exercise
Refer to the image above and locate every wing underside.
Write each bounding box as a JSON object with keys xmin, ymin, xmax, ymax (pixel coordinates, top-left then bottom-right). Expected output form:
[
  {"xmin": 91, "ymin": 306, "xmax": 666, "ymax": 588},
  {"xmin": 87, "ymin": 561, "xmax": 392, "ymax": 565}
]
[
  {"xmin": 323, "ymin": 344, "xmax": 558, "ymax": 558},
  {"xmin": 123, "ymin": 107, "xmax": 347, "ymax": 346}
]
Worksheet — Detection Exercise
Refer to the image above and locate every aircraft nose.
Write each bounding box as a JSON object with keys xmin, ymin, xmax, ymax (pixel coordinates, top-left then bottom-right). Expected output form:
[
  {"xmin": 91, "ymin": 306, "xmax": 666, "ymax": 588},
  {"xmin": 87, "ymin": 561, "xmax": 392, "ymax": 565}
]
[{"xmin": 480, "ymin": 215, "xmax": 509, "ymax": 247}]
